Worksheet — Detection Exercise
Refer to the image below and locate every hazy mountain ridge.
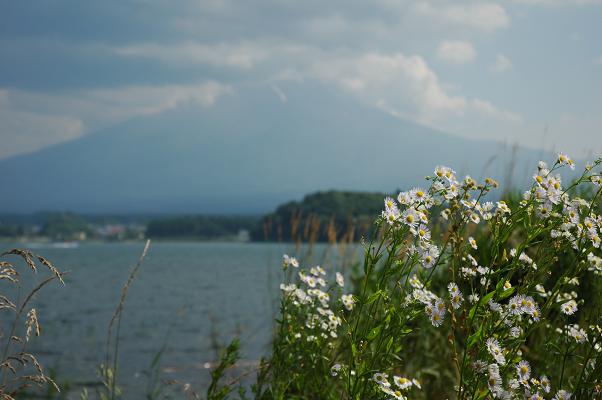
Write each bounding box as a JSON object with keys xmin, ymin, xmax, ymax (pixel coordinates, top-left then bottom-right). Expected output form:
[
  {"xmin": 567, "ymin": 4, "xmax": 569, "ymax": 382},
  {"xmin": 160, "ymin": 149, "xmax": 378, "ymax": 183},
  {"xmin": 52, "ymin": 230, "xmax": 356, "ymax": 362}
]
[{"xmin": 0, "ymin": 82, "xmax": 549, "ymax": 214}]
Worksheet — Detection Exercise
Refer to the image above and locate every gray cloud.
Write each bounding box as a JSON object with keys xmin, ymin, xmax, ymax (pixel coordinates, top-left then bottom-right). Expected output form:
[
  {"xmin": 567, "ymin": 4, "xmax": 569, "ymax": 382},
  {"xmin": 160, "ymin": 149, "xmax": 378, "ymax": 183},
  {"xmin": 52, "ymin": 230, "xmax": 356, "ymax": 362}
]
[
  {"xmin": 0, "ymin": 0, "xmax": 600, "ymax": 159},
  {"xmin": 0, "ymin": 82, "xmax": 231, "ymax": 157}
]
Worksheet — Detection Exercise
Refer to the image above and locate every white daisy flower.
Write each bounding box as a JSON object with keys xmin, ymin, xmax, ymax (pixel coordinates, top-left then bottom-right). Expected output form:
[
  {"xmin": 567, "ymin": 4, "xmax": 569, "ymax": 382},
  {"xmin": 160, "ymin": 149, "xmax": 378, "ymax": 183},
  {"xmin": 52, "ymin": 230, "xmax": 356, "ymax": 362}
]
[
  {"xmin": 393, "ymin": 376, "xmax": 412, "ymax": 390},
  {"xmin": 373, "ymin": 372, "xmax": 390, "ymax": 387},
  {"xmin": 429, "ymin": 310, "xmax": 444, "ymax": 327},
  {"xmin": 282, "ymin": 254, "xmax": 299, "ymax": 268},
  {"xmin": 410, "ymin": 187, "xmax": 428, "ymax": 203},
  {"xmin": 468, "ymin": 294, "xmax": 480, "ymax": 303},
  {"xmin": 566, "ymin": 324, "xmax": 587, "ymax": 343},
  {"xmin": 469, "ymin": 212, "xmax": 481, "ymax": 224},
  {"xmin": 384, "ymin": 196, "xmax": 398, "ymax": 212},
  {"xmin": 510, "ymin": 327, "xmax": 522, "ymax": 338},
  {"xmin": 487, "ymin": 364, "xmax": 502, "ymax": 394},
  {"xmin": 389, "ymin": 389, "xmax": 407, "ymax": 400},
  {"xmin": 450, "ymin": 293, "xmax": 463, "ymax": 309},
  {"xmin": 516, "ymin": 360, "xmax": 531, "ymax": 381},
  {"xmin": 553, "ymin": 389, "xmax": 572, "ymax": 400},
  {"xmin": 397, "ymin": 191, "xmax": 412, "ymax": 205},
  {"xmin": 560, "ymin": 300, "xmax": 578, "ymax": 315},
  {"xmin": 557, "ymin": 152, "xmax": 575, "ymax": 170},
  {"xmin": 447, "ymin": 282, "xmax": 459, "ymax": 295},
  {"xmin": 341, "ymin": 294, "xmax": 355, "ymax": 311},
  {"xmin": 540, "ymin": 375, "xmax": 551, "ymax": 393},
  {"xmin": 383, "ymin": 207, "xmax": 400, "ymax": 225},
  {"xmin": 335, "ymin": 272, "xmax": 344, "ymax": 287},
  {"xmin": 420, "ymin": 245, "xmax": 440, "ymax": 269},
  {"xmin": 489, "ymin": 301, "xmax": 502, "ymax": 312},
  {"xmin": 486, "ymin": 337, "xmax": 506, "ymax": 365},
  {"xmin": 412, "ymin": 224, "xmax": 431, "ymax": 242},
  {"xmin": 401, "ymin": 208, "xmax": 419, "ymax": 228}
]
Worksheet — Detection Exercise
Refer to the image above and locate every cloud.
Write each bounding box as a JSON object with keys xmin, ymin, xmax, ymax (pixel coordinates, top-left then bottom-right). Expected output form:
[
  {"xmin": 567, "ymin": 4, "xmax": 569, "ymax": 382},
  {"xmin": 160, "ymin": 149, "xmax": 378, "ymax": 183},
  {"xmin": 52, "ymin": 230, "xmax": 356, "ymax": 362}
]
[
  {"xmin": 117, "ymin": 41, "xmax": 511, "ymax": 128},
  {"xmin": 0, "ymin": 82, "xmax": 231, "ymax": 158},
  {"xmin": 413, "ymin": 2, "xmax": 509, "ymax": 32},
  {"xmin": 81, "ymin": 82, "xmax": 232, "ymax": 116},
  {"xmin": 0, "ymin": 108, "xmax": 85, "ymax": 159},
  {"xmin": 491, "ymin": 54, "xmax": 513, "ymax": 72},
  {"xmin": 301, "ymin": 14, "xmax": 353, "ymax": 39},
  {"xmin": 114, "ymin": 42, "xmax": 268, "ymax": 69},
  {"xmin": 471, "ymin": 99, "xmax": 523, "ymax": 123},
  {"xmin": 595, "ymin": 55, "xmax": 602, "ymax": 65},
  {"xmin": 15, "ymin": 37, "xmax": 522, "ymax": 154},
  {"xmin": 116, "ymin": 40, "xmax": 522, "ymax": 131},
  {"xmin": 436, "ymin": 40, "xmax": 476, "ymax": 65},
  {"xmin": 304, "ymin": 50, "xmax": 524, "ymax": 131},
  {"xmin": 309, "ymin": 52, "xmax": 467, "ymax": 124},
  {"xmin": 510, "ymin": 0, "xmax": 602, "ymax": 6}
]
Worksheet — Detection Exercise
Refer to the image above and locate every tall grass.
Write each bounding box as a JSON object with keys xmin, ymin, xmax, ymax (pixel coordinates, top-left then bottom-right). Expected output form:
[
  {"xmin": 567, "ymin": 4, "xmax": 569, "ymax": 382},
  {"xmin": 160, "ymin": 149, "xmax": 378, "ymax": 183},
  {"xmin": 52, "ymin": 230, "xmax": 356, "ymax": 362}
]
[
  {"xmin": 0, "ymin": 249, "xmax": 64, "ymax": 398},
  {"xmin": 215, "ymin": 154, "xmax": 602, "ymax": 399}
]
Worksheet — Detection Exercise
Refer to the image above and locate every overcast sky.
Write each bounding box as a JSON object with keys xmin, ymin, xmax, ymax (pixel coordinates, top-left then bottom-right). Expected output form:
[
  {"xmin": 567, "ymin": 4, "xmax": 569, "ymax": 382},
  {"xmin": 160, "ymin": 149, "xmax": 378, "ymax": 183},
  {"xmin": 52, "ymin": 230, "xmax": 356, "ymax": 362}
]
[{"xmin": 1, "ymin": 0, "xmax": 601, "ymax": 159}]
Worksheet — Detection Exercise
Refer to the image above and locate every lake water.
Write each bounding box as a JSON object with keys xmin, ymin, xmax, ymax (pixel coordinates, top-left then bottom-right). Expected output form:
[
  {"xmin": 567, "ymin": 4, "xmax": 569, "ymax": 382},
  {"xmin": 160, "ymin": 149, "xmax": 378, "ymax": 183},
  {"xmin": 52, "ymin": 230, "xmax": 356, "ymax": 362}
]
[{"xmin": 2, "ymin": 241, "xmax": 359, "ymax": 398}]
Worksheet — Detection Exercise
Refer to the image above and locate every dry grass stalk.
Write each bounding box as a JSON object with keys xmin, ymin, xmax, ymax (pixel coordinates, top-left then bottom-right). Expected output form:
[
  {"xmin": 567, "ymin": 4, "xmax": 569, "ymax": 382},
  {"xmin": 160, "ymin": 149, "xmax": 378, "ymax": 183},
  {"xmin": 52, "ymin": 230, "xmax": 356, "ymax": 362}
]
[
  {"xmin": 104, "ymin": 239, "xmax": 151, "ymax": 400},
  {"xmin": 0, "ymin": 248, "xmax": 63, "ymax": 397}
]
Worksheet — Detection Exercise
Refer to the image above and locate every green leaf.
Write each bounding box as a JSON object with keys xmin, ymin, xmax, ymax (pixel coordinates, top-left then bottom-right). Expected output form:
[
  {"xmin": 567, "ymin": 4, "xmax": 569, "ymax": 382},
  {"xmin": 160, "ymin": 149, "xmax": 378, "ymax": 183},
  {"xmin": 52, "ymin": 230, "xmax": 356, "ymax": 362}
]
[
  {"xmin": 400, "ymin": 327, "xmax": 413, "ymax": 335},
  {"xmin": 469, "ymin": 290, "xmax": 495, "ymax": 319},
  {"xmin": 467, "ymin": 326, "xmax": 483, "ymax": 350},
  {"xmin": 482, "ymin": 290, "xmax": 496, "ymax": 304},
  {"xmin": 365, "ymin": 290, "xmax": 383, "ymax": 305},
  {"xmin": 385, "ymin": 336, "xmax": 394, "ymax": 352},
  {"xmin": 498, "ymin": 287, "xmax": 515, "ymax": 300},
  {"xmin": 367, "ymin": 325, "xmax": 382, "ymax": 341}
]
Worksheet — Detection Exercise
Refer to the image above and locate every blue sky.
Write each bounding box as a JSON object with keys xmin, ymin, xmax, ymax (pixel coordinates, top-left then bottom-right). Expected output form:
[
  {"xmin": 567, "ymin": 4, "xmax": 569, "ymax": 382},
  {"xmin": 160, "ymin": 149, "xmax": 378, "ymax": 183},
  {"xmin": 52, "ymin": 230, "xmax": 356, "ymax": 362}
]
[{"xmin": 1, "ymin": 0, "xmax": 601, "ymax": 160}]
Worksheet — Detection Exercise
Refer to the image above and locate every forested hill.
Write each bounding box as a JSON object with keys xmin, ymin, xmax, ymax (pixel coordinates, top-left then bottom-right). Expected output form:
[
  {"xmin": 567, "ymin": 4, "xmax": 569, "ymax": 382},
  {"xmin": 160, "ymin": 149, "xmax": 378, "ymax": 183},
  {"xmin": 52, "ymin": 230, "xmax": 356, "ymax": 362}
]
[{"xmin": 250, "ymin": 190, "xmax": 387, "ymax": 242}]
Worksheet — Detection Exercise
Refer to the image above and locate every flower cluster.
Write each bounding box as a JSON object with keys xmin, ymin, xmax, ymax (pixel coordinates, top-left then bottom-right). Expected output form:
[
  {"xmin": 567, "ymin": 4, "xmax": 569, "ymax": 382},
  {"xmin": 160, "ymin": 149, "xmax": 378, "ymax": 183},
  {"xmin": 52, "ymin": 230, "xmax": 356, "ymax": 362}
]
[
  {"xmin": 526, "ymin": 159, "xmax": 602, "ymax": 253},
  {"xmin": 373, "ymin": 372, "xmax": 421, "ymax": 400},
  {"xmin": 257, "ymin": 154, "xmax": 602, "ymax": 400},
  {"xmin": 280, "ymin": 255, "xmax": 353, "ymax": 343},
  {"xmin": 382, "ymin": 184, "xmax": 440, "ymax": 270}
]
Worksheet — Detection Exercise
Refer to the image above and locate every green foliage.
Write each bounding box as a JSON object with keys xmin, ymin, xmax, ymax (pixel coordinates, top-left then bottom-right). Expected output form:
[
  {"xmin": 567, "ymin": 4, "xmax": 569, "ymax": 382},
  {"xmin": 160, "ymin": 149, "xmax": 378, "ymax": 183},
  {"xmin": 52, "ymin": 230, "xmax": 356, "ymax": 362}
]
[
  {"xmin": 207, "ymin": 339, "xmax": 242, "ymax": 400},
  {"xmin": 225, "ymin": 155, "xmax": 602, "ymax": 399},
  {"xmin": 40, "ymin": 212, "xmax": 91, "ymax": 240},
  {"xmin": 252, "ymin": 190, "xmax": 388, "ymax": 242},
  {"xmin": 146, "ymin": 215, "xmax": 258, "ymax": 240},
  {"xmin": 0, "ymin": 224, "xmax": 23, "ymax": 237}
]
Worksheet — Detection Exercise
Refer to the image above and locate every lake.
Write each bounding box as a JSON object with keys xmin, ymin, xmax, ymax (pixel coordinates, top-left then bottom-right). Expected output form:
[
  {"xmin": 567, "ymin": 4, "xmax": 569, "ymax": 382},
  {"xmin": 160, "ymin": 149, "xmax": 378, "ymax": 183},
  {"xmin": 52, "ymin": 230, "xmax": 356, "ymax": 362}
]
[{"xmin": 2, "ymin": 241, "xmax": 360, "ymax": 398}]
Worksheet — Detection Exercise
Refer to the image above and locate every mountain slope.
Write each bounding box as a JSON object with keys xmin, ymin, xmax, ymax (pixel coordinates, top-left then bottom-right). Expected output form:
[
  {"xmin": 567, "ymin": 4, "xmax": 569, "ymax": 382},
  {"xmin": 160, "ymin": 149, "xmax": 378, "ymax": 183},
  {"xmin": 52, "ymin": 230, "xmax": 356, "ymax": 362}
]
[{"xmin": 0, "ymin": 82, "xmax": 547, "ymax": 213}]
